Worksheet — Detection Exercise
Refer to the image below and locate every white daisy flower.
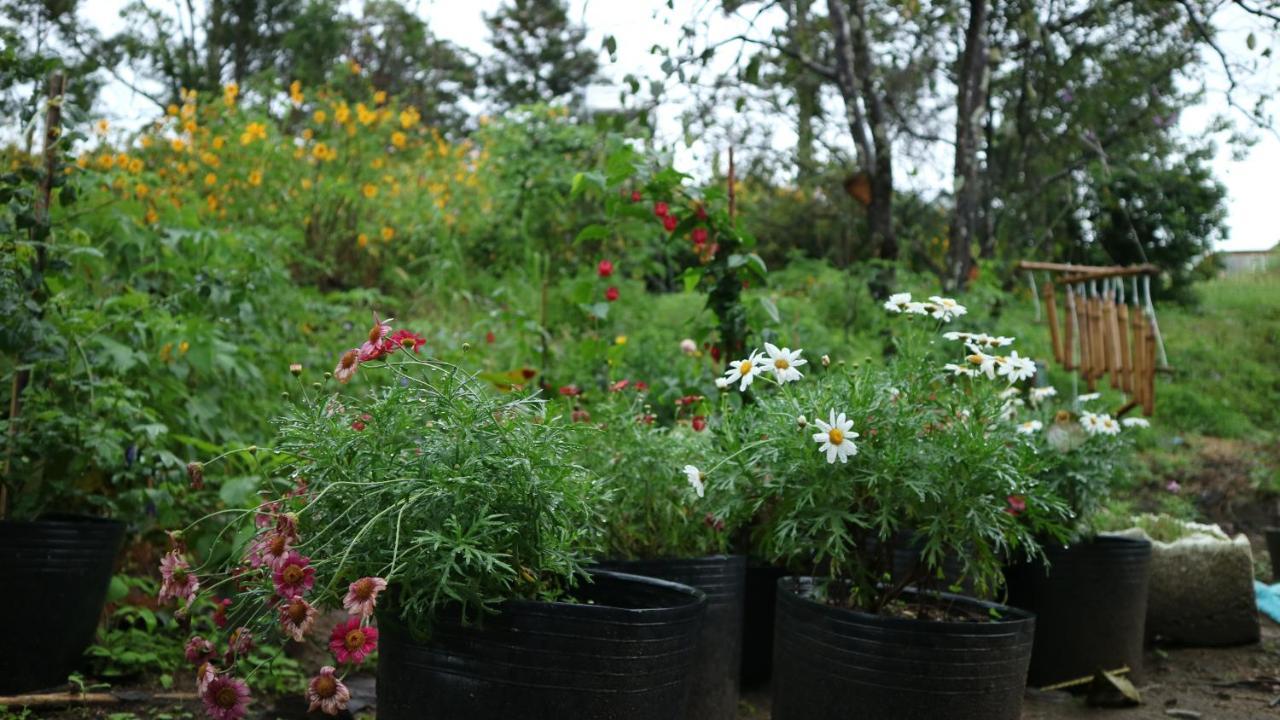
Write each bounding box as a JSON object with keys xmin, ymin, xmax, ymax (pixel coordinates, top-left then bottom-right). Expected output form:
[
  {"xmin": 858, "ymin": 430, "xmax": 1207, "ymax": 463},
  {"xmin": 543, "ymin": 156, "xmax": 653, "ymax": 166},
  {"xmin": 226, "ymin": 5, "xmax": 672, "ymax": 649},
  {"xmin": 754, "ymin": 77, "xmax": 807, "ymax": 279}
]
[
  {"xmin": 1121, "ymin": 417, "xmax": 1150, "ymax": 428},
  {"xmin": 1029, "ymin": 387, "xmax": 1058, "ymax": 404},
  {"xmin": 965, "ymin": 349, "xmax": 999, "ymax": 379},
  {"xmin": 883, "ymin": 292, "xmax": 913, "ymax": 313},
  {"xmin": 763, "ymin": 343, "xmax": 807, "ymax": 383},
  {"xmin": 1097, "ymin": 415, "xmax": 1122, "ymax": 436},
  {"xmin": 683, "ymin": 465, "xmax": 705, "ymax": 498},
  {"xmin": 722, "ymin": 350, "xmax": 766, "ymax": 391},
  {"xmin": 812, "ymin": 410, "xmax": 859, "ymax": 464},
  {"xmin": 1077, "ymin": 392, "xmax": 1101, "ymax": 403},
  {"xmin": 1016, "ymin": 420, "xmax": 1043, "ymax": 435},
  {"xmin": 714, "ymin": 377, "xmax": 730, "ymax": 390},
  {"xmin": 1079, "ymin": 412, "xmax": 1103, "ymax": 435},
  {"xmin": 943, "ymin": 363, "xmax": 978, "ymax": 377},
  {"xmin": 904, "ymin": 301, "xmax": 932, "ymax": 315},
  {"xmin": 972, "ymin": 333, "xmax": 1015, "ymax": 348},
  {"xmin": 998, "ymin": 387, "xmax": 1021, "ymax": 400},
  {"xmin": 997, "ymin": 351, "xmax": 1036, "ymax": 383},
  {"xmin": 928, "ymin": 296, "xmax": 967, "ymax": 322},
  {"xmin": 943, "ymin": 331, "xmax": 975, "ymax": 342}
]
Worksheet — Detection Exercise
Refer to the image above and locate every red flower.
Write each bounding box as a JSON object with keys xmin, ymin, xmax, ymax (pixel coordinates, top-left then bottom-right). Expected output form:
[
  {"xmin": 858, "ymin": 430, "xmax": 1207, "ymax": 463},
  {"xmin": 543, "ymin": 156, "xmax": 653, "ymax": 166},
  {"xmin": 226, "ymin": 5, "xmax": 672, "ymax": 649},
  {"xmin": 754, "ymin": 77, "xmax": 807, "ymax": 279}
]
[
  {"xmin": 634, "ymin": 381, "xmax": 649, "ymax": 391},
  {"xmin": 709, "ymin": 345, "xmax": 722, "ymax": 362},
  {"xmin": 571, "ymin": 407, "xmax": 591, "ymax": 423},
  {"xmin": 662, "ymin": 214, "xmax": 678, "ymax": 232},
  {"xmin": 558, "ymin": 385, "xmax": 581, "ymax": 397},
  {"xmin": 605, "ymin": 286, "xmax": 620, "ymax": 302},
  {"xmin": 386, "ymin": 329, "xmax": 425, "ymax": 353},
  {"xmin": 691, "ymin": 227, "xmax": 708, "ymax": 245},
  {"xmin": 329, "ymin": 617, "xmax": 378, "ymax": 665},
  {"xmin": 630, "ymin": 190, "xmax": 642, "ymax": 202},
  {"xmin": 696, "ymin": 205, "xmax": 708, "ymax": 221},
  {"xmin": 675, "ymin": 394, "xmax": 703, "ymax": 407},
  {"xmin": 610, "ymin": 379, "xmax": 630, "ymax": 392},
  {"xmin": 597, "ymin": 259, "xmax": 614, "ymax": 277},
  {"xmin": 653, "ymin": 201, "xmax": 669, "ymax": 217},
  {"xmin": 636, "ymin": 413, "xmax": 656, "ymax": 425},
  {"xmin": 358, "ymin": 312, "xmax": 394, "ymax": 362},
  {"xmin": 520, "ymin": 367, "xmax": 537, "ymax": 379},
  {"xmin": 1005, "ymin": 495, "xmax": 1027, "ymax": 516},
  {"xmin": 485, "ymin": 331, "xmax": 496, "ymax": 344},
  {"xmin": 351, "ymin": 413, "xmax": 371, "ymax": 431},
  {"xmin": 692, "ymin": 415, "xmax": 708, "ymax": 432}
]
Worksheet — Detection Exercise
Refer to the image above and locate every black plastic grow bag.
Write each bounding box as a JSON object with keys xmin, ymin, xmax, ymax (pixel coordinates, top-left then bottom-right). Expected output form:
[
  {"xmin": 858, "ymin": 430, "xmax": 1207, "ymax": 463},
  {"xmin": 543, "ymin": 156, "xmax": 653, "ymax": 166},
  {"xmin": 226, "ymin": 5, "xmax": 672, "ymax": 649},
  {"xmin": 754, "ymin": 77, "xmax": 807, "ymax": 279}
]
[
  {"xmin": 0, "ymin": 514, "xmax": 125, "ymax": 693},
  {"xmin": 1005, "ymin": 535, "xmax": 1152, "ymax": 686},
  {"xmin": 772, "ymin": 577, "xmax": 1036, "ymax": 720},
  {"xmin": 376, "ymin": 569, "xmax": 706, "ymax": 720},
  {"xmin": 599, "ymin": 555, "xmax": 746, "ymax": 720}
]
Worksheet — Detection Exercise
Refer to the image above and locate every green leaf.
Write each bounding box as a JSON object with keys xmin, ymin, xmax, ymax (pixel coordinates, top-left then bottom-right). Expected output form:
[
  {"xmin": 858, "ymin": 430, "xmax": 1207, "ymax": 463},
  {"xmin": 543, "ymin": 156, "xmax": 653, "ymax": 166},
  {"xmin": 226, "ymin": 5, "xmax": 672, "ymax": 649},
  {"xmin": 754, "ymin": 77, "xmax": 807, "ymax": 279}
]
[
  {"xmin": 574, "ymin": 224, "xmax": 611, "ymax": 244},
  {"xmin": 759, "ymin": 296, "xmax": 781, "ymax": 324},
  {"xmin": 681, "ymin": 267, "xmax": 705, "ymax": 292}
]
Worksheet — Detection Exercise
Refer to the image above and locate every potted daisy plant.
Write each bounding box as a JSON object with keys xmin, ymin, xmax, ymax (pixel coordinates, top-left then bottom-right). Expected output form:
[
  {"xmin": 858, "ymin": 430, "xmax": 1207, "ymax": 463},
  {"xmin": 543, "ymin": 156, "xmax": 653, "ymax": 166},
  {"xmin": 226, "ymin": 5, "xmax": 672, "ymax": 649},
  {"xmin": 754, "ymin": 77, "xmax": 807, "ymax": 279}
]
[
  {"xmin": 160, "ymin": 314, "xmax": 706, "ymax": 720},
  {"xmin": 1003, "ymin": 388, "xmax": 1152, "ymax": 687},
  {"xmin": 718, "ymin": 293, "xmax": 1070, "ymax": 720}
]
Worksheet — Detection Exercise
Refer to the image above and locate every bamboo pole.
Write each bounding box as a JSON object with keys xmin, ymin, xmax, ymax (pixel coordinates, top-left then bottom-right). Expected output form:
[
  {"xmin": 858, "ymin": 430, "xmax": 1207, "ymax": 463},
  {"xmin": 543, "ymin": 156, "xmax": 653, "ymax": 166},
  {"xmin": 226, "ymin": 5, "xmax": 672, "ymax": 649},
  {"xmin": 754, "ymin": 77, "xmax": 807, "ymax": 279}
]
[
  {"xmin": 1077, "ymin": 286, "xmax": 1094, "ymax": 388},
  {"xmin": 1058, "ymin": 264, "xmax": 1160, "ymax": 284},
  {"xmin": 1142, "ymin": 310, "xmax": 1157, "ymax": 416},
  {"xmin": 1132, "ymin": 308, "xmax": 1147, "ymax": 410},
  {"xmin": 1099, "ymin": 293, "xmax": 1115, "ymax": 386},
  {"xmin": 1088, "ymin": 294, "xmax": 1104, "ymax": 389}
]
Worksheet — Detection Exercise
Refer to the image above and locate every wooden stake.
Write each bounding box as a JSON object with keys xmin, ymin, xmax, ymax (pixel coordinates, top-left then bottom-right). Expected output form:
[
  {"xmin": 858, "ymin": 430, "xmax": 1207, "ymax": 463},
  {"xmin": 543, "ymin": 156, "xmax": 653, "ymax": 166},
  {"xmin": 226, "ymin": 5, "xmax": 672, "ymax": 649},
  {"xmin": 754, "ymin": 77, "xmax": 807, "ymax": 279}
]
[
  {"xmin": 1044, "ymin": 282, "xmax": 1062, "ymax": 364},
  {"xmin": 1142, "ymin": 310, "xmax": 1156, "ymax": 416},
  {"xmin": 1132, "ymin": 309, "xmax": 1147, "ymax": 410},
  {"xmin": 1075, "ymin": 286, "xmax": 1090, "ymax": 380},
  {"xmin": 1089, "ymin": 294, "xmax": 1105, "ymax": 384},
  {"xmin": 1063, "ymin": 285, "xmax": 1076, "ymax": 371},
  {"xmin": 1116, "ymin": 303, "xmax": 1132, "ymax": 394},
  {"xmin": 1099, "ymin": 293, "xmax": 1116, "ymax": 386}
]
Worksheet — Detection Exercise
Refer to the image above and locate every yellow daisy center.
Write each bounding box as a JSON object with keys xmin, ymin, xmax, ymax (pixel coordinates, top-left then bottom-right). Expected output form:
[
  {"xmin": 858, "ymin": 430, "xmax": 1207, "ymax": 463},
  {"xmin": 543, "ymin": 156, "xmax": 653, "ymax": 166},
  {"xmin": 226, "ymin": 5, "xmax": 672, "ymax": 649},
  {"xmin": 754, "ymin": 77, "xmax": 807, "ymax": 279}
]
[
  {"xmin": 739, "ymin": 360, "xmax": 754, "ymax": 375},
  {"xmin": 828, "ymin": 428, "xmax": 844, "ymax": 445},
  {"xmin": 774, "ymin": 358, "xmax": 789, "ymax": 369}
]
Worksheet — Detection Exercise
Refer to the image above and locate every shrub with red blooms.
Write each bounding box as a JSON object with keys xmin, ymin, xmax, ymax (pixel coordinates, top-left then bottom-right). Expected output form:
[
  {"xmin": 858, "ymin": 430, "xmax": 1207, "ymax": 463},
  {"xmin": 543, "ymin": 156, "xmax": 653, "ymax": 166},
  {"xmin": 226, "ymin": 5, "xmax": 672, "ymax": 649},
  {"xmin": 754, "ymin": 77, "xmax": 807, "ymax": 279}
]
[
  {"xmin": 163, "ymin": 313, "xmax": 597, "ymax": 719},
  {"xmin": 597, "ymin": 259, "xmax": 614, "ymax": 277}
]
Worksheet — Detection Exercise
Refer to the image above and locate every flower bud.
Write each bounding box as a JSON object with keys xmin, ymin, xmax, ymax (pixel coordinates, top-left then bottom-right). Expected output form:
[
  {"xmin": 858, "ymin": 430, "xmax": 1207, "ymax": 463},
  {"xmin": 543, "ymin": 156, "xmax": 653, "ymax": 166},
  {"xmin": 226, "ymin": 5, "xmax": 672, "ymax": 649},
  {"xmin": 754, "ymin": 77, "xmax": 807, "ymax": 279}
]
[
  {"xmin": 289, "ymin": 363, "xmax": 303, "ymax": 376},
  {"xmin": 821, "ymin": 354, "xmax": 831, "ymax": 367},
  {"xmin": 462, "ymin": 342, "xmax": 472, "ymax": 352},
  {"xmin": 796, "ymin": 415, "xmax": 807, "ymax": 428}
]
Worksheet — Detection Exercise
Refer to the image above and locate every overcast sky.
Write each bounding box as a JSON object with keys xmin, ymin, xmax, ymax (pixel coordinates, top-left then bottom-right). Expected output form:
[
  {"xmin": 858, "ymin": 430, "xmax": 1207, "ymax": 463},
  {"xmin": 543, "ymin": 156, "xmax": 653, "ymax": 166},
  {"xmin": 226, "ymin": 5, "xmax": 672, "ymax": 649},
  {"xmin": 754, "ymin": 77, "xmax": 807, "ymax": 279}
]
[{"xmin": 81, "ymin": 0, "xmax": 1278, "ymax": 252}]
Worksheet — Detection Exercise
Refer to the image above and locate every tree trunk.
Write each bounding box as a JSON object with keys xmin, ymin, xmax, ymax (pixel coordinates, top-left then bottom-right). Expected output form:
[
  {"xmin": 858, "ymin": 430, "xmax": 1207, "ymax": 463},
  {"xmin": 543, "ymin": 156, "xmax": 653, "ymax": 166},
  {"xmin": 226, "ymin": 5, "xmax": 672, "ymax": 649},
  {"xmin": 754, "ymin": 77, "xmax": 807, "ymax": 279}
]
[
  {"xmin": 947, "ymin": 0, "xmax": 989, "ymax": 290},
  {"xmin": 790, "ymin": 0, "xmax": 820, "ymax": 178},
  {"xmin": 827, "ymin": 0, "xmax": 897, "ymax": 261}
]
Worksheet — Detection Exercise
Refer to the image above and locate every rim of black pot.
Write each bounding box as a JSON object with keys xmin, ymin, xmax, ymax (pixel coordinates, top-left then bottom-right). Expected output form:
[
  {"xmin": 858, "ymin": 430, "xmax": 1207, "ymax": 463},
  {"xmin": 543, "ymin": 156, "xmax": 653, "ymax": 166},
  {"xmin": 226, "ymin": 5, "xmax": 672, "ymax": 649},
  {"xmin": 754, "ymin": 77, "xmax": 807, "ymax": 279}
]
[
  {"xmin": 0, "ymin": 513, "xmax": 124, "ymax": 528},
  {"xmin": 1053, "ymin": 534, "xmax": 1152, "ymax": 550},
  {"xmin": 779, "ymin": 575, "xmax": 1034, "ymax": 630},
  {"xmin": 508, "ymin": 568, "xmax": 707, "ymax": 615},
  {"xmin": 599, "ymin": 553, "xmax": 745, "ymax": 564}
]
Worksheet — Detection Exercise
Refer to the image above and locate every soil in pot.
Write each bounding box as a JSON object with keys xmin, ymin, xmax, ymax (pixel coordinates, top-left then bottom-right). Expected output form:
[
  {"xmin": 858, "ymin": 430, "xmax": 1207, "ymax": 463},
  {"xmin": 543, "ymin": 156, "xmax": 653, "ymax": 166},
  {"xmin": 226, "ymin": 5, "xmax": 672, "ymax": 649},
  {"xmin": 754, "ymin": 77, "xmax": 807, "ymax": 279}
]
[
  {"xmin": 1004, "ymin": 534, "xmax": 1152, "ymax": 687},
  {"xmin": 771, "ymin": 577, "xmax": 1035, "ymax": 720},
  {"xmin": 0, "ymin": 514, "xmax": 125, "ymax": 693},
  {"xmin": 598, "ymin": 555, "xmax": 746, "ymax": 720},
  {"xmin": 376, "ymin": 569, "xmax": 705, "ymax": 720},
  {"xmin": 739, "ymin": 562, "xmax": 787, "ymax": 689}
]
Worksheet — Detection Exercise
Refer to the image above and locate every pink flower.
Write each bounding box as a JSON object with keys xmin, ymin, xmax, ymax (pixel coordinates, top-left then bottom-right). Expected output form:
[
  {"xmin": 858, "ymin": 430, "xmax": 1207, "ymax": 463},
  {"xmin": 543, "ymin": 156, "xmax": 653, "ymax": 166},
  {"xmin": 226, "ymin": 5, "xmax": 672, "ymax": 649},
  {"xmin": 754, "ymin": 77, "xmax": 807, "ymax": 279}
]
[
  {"xmin": 692, "ymin": 415, "xmax": 708, "ymax": 432},
  {"xmin": 272, "ymin": 552, "xmax": 316, "ymax": 599},
  {"xmin": 307, "ymin": 666, "xmax": 351, "ymax": 716},
  {"xmin": 1005, "ymin": 495, "xmax": 1027, "ymax": 516},
  {"xmin": 691, "ymin": 227, "xmax": 708, "ymax": 245},
  {"xmin": 605, "ymin": 286, "xmax": 619, "ymax": 302},
  {"xmin": 158, "ymin": 551, "xmax": 199, "ymax": 605},
  {"xmin": 597, "ymin": 259, "xmax": 614, "ymax": 277},
  {"xmin": 196, "ymin": 662, "xmax": 216, "ymax": 694},
  {"xmin": 386, "ymin": 329, "xmax": 425, "ymax": 353},
  {"xmin": 185, "ymin": 636, "xmax": 215, "ymax": 664},
  {"xmin": 558, "ymin": 385, "xmax": 581, "ymax": 397},
  {"xmin": 212, "ymin": 598, "xmax": 231, "ymax": 629},
  {"xmin": 358, "ymin": 311, "xmax": 394, "ymax": 361},
  {"xmin": 610, "ymin": 379, "xmax": 630, "ymax": 392},
  {"xmin": 247, "ymin": 531, "xmax": 292, "ymax": 570},
  {"xmin": 630, "ymin": 190, "xmax": 642, "ymax": 202},
  {"xmin": 1166, "ymin": 480, "xmax": 1181, "ymax": 494},
  {"xmin": 680, "ymin": 338, "xmax": 698, "ymax": 355},
  {"xmin": 653, "ymin": 201, "xmax": 669, "ymax": 217},
  {"xmin": 343, "ymin": 577, "xmax": 388, "ymax": 619},
  {"xmin": 329, "ymin": 617, "xmax": 378, "ymax": 665},
  {"xmin": 202, "ymin": 674, "xmax": 250, "ymax": 720},
  {"xmin": 333, "ymin": 349, "xmax": 359, "ymax": 384},
  {"xmin": 279, "ymin": 597, "xmax": 318, "ymax": 641},
  {"xmin": 662, "ymin": 214, "xmax": 678, "ymax": 232}
]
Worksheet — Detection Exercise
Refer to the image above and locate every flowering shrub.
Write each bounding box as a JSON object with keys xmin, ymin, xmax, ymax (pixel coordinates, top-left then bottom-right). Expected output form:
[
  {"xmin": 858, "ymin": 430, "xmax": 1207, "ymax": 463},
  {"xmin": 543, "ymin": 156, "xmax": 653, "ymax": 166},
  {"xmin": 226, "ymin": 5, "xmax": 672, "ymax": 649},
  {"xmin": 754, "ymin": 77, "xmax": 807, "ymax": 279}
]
[
  {"xmin": 1008, "ymin": 387, "xmax": 1145, "ymax": 535},
  {"xmin": 160, "ymin": 315, "xmax": 596, "ymax": 717},
  {"xmin": 723, "ymin": 293, "xmax": 1071, "ymax": 612}
]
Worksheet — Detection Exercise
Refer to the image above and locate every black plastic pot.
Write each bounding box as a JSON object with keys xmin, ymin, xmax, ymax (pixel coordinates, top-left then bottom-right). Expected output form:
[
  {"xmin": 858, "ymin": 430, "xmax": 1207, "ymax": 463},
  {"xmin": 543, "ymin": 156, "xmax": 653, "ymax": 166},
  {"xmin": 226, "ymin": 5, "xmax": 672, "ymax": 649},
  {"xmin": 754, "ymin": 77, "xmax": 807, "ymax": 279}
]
[
  {"xmin": 740, "ymin": 562, "xmax": 787, "ymax": 689},
  {"xmin": 599, "ymin": 555, "xmax": 746, "ymax": 720},
  {"xmin": 1266, "ymin": 527, "xmax": 1280, "ymax": 582},
  {"xmin": 772, "ymin": 577, "xmax": 1036, "ymax": 720},
  {"xmin": 0, "ymin": 514, "xmax": 125, "ymax": 693},
  {"xmin": 376, "ymin": 569, "xmax": 706, "ymax": 720},
  {"xmin": 1004, "ymin": 535, "xmax": 1152, "ymax": 687}
]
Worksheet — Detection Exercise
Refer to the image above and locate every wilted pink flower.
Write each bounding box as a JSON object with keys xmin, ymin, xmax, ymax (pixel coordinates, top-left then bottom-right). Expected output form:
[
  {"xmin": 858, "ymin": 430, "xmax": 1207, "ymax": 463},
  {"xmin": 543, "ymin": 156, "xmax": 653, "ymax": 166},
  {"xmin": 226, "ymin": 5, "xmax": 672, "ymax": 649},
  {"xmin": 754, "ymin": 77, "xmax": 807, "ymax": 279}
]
[
  {"xmin": 1005, "ymin": 495, "xmax": 1027, "ymax": 516},
  {"xmin": 196, "ymin": 661, "xmax": 216, "ymax": 694},
  {"xmin": 679, "ymin": 338, "xmax": 697, "ymax": 355},
  {"xmin": 279, "ymin": 597, "xmax": 318, "ymax": 641},
  {"xmin": 202, "ymin": 674, "xmax": 250, "ymax": 720},
  {"xmin": 158, "ymin": 551, "xmax": 199, "ymax": 605},
  {"xmin": 272, "ymin": 552, "xmax": 316, "ymax": 599},
  {"xmin": 185, "ymin": 636, "xmax": 215, "ymax": 664},
  {"xmin": 342, "ymin": 577, "xmax": 388, "ymax": 619},
  {"xmin": 247, "ymin": 531, "xmax": 292, "ymax": 570},
  {"xmin": 212, "ymin": 598, "xmax": 232, "ymax": 629},
  {"xmin": 333, "ymin": 349, "xmax": 359, "ymax": 384},
  {"xmin": 228, "ymin": 627, "xmax": 254, "ymax": 657},
  {"xmin": 329, "ymin": 617, "xmax": 378, "ymax": 665},
  {"xmin": 307, "ymin": 666, "xmax": 351, "ymax": 716},
  {"xmin": 358, "ymin": 312, "xmax": 393, "ymax": 361}
]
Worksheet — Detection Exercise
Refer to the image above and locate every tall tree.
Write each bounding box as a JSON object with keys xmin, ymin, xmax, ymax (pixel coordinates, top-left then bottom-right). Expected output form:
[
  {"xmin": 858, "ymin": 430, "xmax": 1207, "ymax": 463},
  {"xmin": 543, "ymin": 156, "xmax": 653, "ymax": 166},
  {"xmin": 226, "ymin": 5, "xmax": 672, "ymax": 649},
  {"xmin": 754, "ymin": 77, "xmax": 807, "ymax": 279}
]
[
  {"xmin": 946, "ymin": 0, "xmax": 989, "ymax": 290},
  {"xmin": 482, "ymin": 0, "xmax": 600, "ymax": 109}
]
